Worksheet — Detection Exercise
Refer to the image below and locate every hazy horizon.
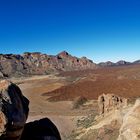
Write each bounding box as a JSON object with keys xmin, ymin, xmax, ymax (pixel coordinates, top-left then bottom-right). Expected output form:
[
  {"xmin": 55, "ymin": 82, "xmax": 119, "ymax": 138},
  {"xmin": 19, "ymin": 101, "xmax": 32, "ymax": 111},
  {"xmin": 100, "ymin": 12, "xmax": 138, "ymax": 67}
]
[{"xmin": 0, "ymin": 0, "xmax": 140, "ymax": 63}]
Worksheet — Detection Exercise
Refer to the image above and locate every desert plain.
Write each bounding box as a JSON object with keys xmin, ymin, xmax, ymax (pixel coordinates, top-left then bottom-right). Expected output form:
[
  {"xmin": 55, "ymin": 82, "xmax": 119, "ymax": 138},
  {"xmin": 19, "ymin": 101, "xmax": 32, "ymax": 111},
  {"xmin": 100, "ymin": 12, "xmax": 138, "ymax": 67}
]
[{"xmin": 8, "ymin": 64, "xmax": 140, "ymax": 139}]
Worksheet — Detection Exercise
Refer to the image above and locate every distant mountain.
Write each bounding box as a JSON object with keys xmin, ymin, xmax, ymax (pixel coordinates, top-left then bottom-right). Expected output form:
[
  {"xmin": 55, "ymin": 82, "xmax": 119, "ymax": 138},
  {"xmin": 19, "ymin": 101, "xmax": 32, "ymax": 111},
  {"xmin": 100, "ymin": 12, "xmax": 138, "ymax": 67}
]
[
  {"xmin": 116, "ymin": 60, "xmax": 131, "ymax": 65},
  {"xmin": 133, "ymin": 60, "xmax": 140, "ymax": 64},
  {"xmin": 98, "ymin": 60, "xmax": 131, "ymax": 67},
  {"xmin": 1, "ymin": 51, "xmax": 140, "ymax": 77},
  {"xmin": 0, "ymin": 51, "xmax": 96, "ymax": 77},
  {"xmin": 98, "ymin": 61, "xmax": 115, "ymax": 67}
]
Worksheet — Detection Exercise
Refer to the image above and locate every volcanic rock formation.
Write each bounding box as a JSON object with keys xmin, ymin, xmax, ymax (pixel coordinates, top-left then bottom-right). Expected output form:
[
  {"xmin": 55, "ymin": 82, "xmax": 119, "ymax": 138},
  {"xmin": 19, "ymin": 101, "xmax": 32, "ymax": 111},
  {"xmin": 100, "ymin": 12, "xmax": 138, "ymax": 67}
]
[
  {"xmin": 118, "ymin": 99, "xmax": 140, "ymax": 140},
  {"xmin": 0, "ymin": 51, "xmax": 96, "ymax": 77},
  {"xmin": 98, "ymin": 94, "xmax": 127, "ymax": 115},
  {"xmin": 0, "ymin": 80, "xmax": 61, "ymax": 140},
  {"xmin": 21, "ymin": 118, "xmax": 61, "ymax": 140},
  {"xmin": 0, "ymin": 80, "xmax": 29, "ymax": 140}
]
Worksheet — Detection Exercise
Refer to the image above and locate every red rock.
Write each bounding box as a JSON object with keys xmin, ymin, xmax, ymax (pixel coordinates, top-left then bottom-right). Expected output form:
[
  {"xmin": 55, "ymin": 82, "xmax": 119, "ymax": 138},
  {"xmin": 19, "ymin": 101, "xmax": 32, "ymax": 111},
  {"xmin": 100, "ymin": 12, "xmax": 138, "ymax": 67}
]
[{"xmin": 0, "ymin": 52, "xmax": 96, "ymax": 77}]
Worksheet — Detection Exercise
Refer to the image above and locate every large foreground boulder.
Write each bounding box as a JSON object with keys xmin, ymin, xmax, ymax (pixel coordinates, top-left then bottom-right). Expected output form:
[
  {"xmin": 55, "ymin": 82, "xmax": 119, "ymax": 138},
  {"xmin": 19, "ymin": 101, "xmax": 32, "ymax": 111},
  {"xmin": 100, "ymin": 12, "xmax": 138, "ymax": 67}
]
[
  {"xmin": 0, "ymin": 80, "xmax": 61, "ymax": 140},
  {"xmin": 0, "ymin": 80, "xmax": 29, "ymax": 140},
  {"xmin": 21, "ymin": 118, "xmax": 61, "ymax": 140}
]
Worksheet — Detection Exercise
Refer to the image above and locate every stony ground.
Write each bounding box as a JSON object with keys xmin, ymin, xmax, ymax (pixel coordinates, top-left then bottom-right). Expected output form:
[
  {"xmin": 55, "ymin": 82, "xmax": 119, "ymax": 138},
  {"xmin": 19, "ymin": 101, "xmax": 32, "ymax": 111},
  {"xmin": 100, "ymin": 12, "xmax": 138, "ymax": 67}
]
[
  {"xmin": 46, "ymin": 65, "xmax": 140, "ymax": 101},
  {"xmin": 10, "ymin": 65, "xmax": 140, "ymax": 139},
  {"xmin": 11, "ymin": 74, "xmax": 97, "ymax": 139}
]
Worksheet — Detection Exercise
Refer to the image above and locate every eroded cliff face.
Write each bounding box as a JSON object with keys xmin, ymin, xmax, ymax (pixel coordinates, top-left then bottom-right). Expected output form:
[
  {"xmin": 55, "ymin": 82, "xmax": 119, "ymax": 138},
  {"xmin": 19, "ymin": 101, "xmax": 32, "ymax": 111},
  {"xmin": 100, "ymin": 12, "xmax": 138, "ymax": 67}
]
[
  {"xmin": 118, "ymin": 99, "xmax": 140, "ymax": 140},
  {"xmin": 73, "ymin": 94, "xmax": 140, "ymax": 140},
  {"xmin": 0, "ymin": 51, "xmax": 96, "ymax": 77},
  {"xmin": 97, "ymin": 94, "xmax": 140, "ymax": 140},
  {"xmin": 98, "ymin": 94, "xmax": 140, "ymax": 140},
  {"xmin": 98, "ymin": 94, "xmax": 127, "ymax": 115}
]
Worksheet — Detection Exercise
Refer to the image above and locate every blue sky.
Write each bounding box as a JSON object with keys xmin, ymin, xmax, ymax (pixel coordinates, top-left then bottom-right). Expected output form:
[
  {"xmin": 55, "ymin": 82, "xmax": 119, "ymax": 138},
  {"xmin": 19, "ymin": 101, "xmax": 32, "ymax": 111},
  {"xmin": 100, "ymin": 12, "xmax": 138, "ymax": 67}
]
[{"xmin": 0, "ymin": 0, "xmax": 140, "ymax": 63}]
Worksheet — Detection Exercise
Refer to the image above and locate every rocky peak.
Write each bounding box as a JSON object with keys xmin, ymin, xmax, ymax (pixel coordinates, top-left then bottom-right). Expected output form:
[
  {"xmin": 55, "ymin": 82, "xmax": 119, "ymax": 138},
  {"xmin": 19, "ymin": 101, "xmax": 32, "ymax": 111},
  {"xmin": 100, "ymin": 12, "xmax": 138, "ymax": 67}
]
[
  {"xmin": 116, "ymin": 60, "xmax": 130, "ymax": 65},
  {"xmin": 98, "ymin": 61, "xmax": 115, "ymax": 67},
  {"xmin": 57, "ymin": 51, "xmax": 70, "ymax": 58},
  {"xmin": 80, "ymin": 56, "xmax": 93, "ymax": 63},
  {"xmin": 58, "ymin": 51, "xmax": 69, "ymax": 55}
]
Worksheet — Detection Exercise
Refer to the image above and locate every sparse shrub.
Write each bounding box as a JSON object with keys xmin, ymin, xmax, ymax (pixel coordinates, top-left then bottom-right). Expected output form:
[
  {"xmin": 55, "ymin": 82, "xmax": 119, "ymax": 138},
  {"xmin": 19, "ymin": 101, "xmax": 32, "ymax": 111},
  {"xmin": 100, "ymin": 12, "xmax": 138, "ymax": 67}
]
[
  {"xmin": 72, "ymin": 96, "xmax": 87, "ymax": 109},
  {"xmin": 77, "ymin": 113, "xmax": 97, "ymax": 128}
]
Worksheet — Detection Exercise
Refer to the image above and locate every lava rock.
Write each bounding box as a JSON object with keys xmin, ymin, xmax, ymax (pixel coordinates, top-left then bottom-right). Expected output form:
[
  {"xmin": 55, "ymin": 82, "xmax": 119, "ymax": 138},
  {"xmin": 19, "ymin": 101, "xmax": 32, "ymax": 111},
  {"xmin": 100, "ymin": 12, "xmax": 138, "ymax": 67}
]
[{"xmin": 0, "ymin": 80, "xmax": 29, "ymax": 140}]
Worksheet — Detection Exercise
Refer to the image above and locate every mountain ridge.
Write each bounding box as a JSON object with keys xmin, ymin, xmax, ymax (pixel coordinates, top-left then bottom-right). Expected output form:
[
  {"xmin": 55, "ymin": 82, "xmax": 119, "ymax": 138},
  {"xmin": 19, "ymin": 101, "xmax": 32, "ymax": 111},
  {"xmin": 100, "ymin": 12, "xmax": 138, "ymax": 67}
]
[
  {"xmin": 0, "ymin": 51, "xmax": 140, "ymax": 77},
  {"xmin": 0, "ymin": 51, "xmax": 96, "ymax": 77}
]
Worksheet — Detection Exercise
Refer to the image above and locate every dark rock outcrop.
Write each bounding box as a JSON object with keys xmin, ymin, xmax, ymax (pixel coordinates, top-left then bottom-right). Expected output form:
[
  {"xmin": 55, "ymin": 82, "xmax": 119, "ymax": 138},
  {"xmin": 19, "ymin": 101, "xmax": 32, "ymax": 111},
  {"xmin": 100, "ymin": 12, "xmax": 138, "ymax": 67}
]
[
  {"xmin": 21, "ymin": 118, "xmax": 61, "ymax": 140},
  {"xmin": 0, "ymin": 80, "xmax": 61, "ymax": 140},
  {"xmin": 0, "ymin": 80, "xmax": 29, "ymax": 140},
  {"xmin": 0, "ymin": 51, "xmax": 96, "ymax": 77}
]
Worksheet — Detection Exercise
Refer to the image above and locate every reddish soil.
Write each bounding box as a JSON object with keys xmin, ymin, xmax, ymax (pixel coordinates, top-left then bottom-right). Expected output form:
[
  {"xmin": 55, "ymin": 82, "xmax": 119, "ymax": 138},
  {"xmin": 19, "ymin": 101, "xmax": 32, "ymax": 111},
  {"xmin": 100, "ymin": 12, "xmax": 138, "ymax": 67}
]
[{"xmin": 44, "ymin": 65, "xmax": 140, "ymax": 101}]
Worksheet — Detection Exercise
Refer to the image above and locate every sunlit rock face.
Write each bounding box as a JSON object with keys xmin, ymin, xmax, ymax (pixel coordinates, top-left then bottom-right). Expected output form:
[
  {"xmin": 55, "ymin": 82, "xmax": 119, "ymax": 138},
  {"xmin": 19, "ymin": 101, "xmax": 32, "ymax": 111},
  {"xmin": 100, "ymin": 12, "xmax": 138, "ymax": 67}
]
[
  {"xmin": 98, "ymin": 93, "xmax": 127, "ymax": 115},
  {"xmin": 0, "ymin": 80, "xmax": 29, "ymax": 140},
  {"xmin": 0, "ymin": 71, "xmax": 4, "ymax": 78},
  {"xmin": 118, "ymin": 99, "xmax": 140, "ymax": 140},
  {"xmin": 97, "ymin": 94, "xmax": 140, "ymax": 140},
  {"xmin": 0, "ymin": 52, "xmax": 96, "ymax": 77}
]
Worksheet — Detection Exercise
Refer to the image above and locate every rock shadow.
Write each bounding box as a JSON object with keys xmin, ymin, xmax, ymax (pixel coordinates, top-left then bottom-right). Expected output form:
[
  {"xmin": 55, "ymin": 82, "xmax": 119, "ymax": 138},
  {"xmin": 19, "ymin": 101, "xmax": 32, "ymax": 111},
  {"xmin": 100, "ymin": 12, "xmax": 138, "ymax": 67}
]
[{"xmin": 21, "ymin": 118, "xmax": 61, "ymax": 140}]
